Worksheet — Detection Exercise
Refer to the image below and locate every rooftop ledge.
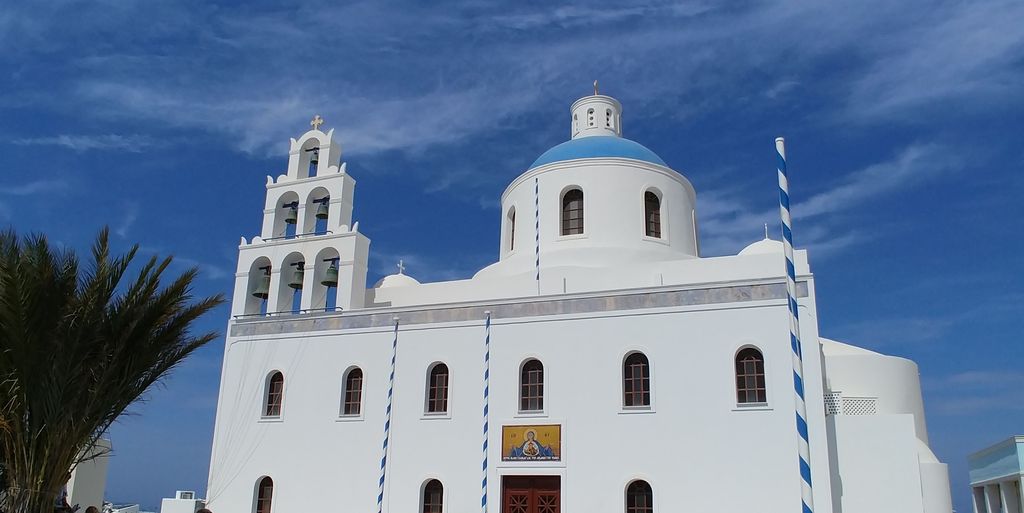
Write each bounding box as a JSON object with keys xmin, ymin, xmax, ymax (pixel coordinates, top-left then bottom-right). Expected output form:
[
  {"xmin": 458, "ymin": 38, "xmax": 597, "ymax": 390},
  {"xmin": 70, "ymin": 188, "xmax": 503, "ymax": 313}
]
[{"xmin": 229, "ymin": 277, "xmax": 810, "ymax": 338}]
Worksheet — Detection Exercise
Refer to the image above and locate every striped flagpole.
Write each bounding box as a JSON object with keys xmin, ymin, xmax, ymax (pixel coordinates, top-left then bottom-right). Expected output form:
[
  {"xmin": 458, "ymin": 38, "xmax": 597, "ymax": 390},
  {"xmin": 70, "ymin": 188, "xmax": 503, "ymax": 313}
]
[
  {"xmin": 777, "ymin": 137, "xmax": 814, "ymax": 513},
  {"xmin": 534, "ymin": 177, "xmax": 541, "ymax": 294},
  {"xmin": 480, "ymin": 311, "xmax": 492, "ymax": 513},
  {"xmin": 377, "ymin": 317, "xmax": 400, "ymax": 513}
]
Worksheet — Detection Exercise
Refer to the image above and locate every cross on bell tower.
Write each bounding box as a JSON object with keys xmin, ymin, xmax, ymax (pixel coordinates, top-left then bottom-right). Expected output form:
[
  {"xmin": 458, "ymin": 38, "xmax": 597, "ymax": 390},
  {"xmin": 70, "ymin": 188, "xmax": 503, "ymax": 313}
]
[{"xmin": 310, "ymin": 114, "xmax": 325, "ymax": 131}]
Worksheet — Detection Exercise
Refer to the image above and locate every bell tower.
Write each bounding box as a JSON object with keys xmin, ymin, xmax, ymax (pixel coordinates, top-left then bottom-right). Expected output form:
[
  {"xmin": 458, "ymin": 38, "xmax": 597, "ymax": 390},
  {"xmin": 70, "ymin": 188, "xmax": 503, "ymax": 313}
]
[{"xmin": 230, "ymin": 115, "xmax": 371, "ymax": 317}]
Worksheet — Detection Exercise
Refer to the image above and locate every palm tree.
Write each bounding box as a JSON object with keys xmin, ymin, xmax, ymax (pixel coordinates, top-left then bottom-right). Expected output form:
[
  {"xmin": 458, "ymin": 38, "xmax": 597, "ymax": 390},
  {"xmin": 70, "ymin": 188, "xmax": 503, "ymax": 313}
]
[{"xmin": 0, "ymin": 228, "xmax": 224, "ymax": 513}]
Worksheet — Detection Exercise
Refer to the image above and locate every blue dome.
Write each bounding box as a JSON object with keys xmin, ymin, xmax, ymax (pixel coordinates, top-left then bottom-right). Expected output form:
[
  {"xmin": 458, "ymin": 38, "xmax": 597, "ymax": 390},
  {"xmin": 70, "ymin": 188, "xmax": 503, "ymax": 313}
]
[{"xmin": 529, "ymin": 136, "xmax": 667, "ymax": 170}]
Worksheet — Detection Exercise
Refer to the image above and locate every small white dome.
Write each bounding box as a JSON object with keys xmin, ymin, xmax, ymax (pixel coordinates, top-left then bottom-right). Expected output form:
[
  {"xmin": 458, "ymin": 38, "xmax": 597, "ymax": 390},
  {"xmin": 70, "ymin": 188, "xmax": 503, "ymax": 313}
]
[
  {"xmin": 738, "ymin": 237, "xmax": 784, "ymax": 255},
  {"xmin": 374, "ymin": 272, "xmax": 420, "ymax": 289}
]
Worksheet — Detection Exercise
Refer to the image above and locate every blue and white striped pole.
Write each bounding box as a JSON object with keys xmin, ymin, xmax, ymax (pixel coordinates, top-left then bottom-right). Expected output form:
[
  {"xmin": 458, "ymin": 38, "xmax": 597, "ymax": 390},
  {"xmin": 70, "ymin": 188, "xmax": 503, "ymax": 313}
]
[
  {"xmin": 480, "ymin": 311, "xmax": 492, "ymax": 513},
  {"xmin": 777, "ymin": 137, "xmax": 814, "ymax": 513},
  {"xmin": 534, "ymin": 177, "xmax": 541, "ymax": 294},
  {"xmin": 377, "ymin": 317, "xmax": 400, "ymax": 513}
]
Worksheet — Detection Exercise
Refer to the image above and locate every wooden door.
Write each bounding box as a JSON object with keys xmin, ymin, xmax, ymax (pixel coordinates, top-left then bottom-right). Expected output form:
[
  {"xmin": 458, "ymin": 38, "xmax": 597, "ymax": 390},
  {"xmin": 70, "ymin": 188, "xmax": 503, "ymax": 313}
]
[{"xmin": 503, "ymin": 476, "xmax": 560, "ymax": 513}]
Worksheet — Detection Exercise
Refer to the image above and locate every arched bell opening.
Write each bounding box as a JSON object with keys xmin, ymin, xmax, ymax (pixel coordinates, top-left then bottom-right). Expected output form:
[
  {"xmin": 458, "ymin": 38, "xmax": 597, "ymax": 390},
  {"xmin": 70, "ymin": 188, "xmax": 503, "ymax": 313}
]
[
  {"xmin": 274, "ymin": 191, "xmax": 301, "ymax": 240},
  {"xmin": 244, "ymin": 257, "xmax": 273, "ymax": 316},
  {"xmin": 276, "ymin": 252, "xmax": 306, "ymax": 314},
  {"xmin": 311, "ymin": 247, "xmax": 341, "ymax": 312},
  {"xmin": 303, "ymin": 187, "xmax": 331, "ymax": 236},
  {"xmin": 298, "ymin": 138, "xmax": 321, "ymax": 179}
]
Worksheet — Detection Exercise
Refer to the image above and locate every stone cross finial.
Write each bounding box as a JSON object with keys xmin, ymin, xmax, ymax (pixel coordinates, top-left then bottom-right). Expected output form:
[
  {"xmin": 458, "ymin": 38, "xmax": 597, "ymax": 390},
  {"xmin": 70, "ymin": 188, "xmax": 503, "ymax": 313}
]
[
  {"xmin": 397, "ymin": 260, "xmax": 405, "ymax": 275},
  {"xmin": 593, "ymin": 80, "xmax": 599, "ymax": 95},
  {"xmin": 310, "ymin": 114, "xmax": 324, "ymax": 131}
]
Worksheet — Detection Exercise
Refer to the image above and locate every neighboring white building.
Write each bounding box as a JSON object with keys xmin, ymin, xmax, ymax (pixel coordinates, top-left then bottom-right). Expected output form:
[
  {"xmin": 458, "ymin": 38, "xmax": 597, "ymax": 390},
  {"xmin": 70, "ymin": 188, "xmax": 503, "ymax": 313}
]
[
  {"xmin": 159, "ymin": 491, "xmax": 205, "ymax": 513},
  {"xmin": 205, "ymin": 91, "xmax": 953, "ymax": 513},
  {"xmin": 67, "ymin": 438, "xmax": 112, "ymax": 512},
  {"xmin": 969, "ymin": 436, "xmax": 1024, "ymax": 513}
]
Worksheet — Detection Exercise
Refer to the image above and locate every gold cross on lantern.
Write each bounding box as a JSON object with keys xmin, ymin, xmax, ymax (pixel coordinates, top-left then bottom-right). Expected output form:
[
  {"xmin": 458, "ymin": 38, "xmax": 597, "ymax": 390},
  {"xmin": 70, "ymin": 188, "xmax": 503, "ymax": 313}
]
[{"xmin": 310, "ymin": 114, "xmax": 324, "ymax": 131}]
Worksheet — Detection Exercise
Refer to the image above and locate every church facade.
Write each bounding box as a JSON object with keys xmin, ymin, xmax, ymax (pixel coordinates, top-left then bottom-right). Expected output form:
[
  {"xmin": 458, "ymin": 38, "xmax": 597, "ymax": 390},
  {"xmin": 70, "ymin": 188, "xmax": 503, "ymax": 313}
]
[{"xmin": 206, "ymin": 92, "xmax": 953, "ymax": 513}]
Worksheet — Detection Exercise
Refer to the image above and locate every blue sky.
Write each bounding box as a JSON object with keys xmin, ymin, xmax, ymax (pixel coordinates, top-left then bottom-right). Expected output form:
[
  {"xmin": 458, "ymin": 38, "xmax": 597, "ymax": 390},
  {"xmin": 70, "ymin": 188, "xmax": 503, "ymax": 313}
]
[{"xmin": 1, "ymin": 0, "xmax": 1022, "ymax": 510}]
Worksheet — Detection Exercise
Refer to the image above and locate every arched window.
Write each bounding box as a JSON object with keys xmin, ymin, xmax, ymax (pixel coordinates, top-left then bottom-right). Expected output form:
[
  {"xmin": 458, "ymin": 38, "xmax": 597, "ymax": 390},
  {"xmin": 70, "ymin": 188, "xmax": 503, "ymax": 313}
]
[
  {"xmin": 507, "ymin": 207, "xmax": 516, "ymax": 251},
  {"xmin": 422, "ymin": 479, "xmax": 443, "ymax": 513},
  {"xmin": 735, "ymin": 347, "xmax": 766, "ymax": 404},
  {"xmin": 587, "ymin": 108, "xmax": 595, "ymax": 127},
  {"xmin": 644, "ymin": 191, "xmax": 661, "ymax": 238},
  {"xmin": 426, "ymin": 363, "xmax": 449, "ymax": 413},
  {"xmin": 606, "ymin": 108, "xmax": 612, "ymax": 128},
  {"xmin": 520, "ymin": 359, "xmax": 544, "ymax": 411},
  {"xmin": 264, "ymin": 372, "xmax": 284, "ymax": 417},
  {"xmin": 561, "ymin": 189, "xmax": 584, "ymax": 235},
  {"xmin": 254, "ymin": 476, "xmax": 273, "ymax": 513},
  {"xmin": 342, "ymin": 367, "xmax": 363, "ymax": 415},
  {"xmin": 623, "ymin": 353, "xmax": 650, "ymax": 407},
  {"xmin": 626, "ymin": 480, "xmax": 653, "ymax": 513}
]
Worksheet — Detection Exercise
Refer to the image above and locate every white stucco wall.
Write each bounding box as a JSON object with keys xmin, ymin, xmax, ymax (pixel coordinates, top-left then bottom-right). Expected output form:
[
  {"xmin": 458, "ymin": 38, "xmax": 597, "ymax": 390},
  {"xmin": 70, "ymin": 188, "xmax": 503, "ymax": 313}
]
[
  {"xmin": 828, "ymin": 415, "xmax": 926, "ymax": 513},
  {"xmin": 67, "ymin": 439, "xmax": 111, "ymax": 511},
  {"xmin": 207, "ymin": 290, "xmax": 833, "ymax": 513}
]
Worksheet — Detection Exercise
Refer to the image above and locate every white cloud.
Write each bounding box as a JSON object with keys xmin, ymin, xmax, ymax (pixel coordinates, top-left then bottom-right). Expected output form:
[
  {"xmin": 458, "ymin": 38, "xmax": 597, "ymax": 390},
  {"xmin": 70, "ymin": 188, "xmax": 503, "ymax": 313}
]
[
  {"xmin": 11, "ymin": 134, "xmax": 158, "ymax": 152},
  {"xmin": 0, "ymin": 179, "xmax": 69, "ymax": 196},
  {"xmin": 697, "ymin": 143, "xmax": 956, "ymax": 256}
]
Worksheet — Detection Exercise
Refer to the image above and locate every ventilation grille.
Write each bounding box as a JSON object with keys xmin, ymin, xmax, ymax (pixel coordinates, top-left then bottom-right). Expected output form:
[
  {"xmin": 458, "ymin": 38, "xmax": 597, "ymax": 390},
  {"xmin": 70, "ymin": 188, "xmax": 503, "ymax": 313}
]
[
  {"xmin": 842, "ymin": 397, "xmax": 878, "ymax": 416},
  {"xmin": 824, "ymin": 391, "xmax": 878, "ymax": 416},
  {"xmin": 824, "ymin": 391, "xmax": 843, "ymax": 416}
]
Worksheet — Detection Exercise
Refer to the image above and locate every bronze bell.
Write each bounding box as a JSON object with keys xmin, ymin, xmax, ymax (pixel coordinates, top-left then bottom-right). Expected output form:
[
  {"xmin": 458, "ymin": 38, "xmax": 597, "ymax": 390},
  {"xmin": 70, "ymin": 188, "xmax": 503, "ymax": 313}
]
[
  {"xmin": 251, "ymin": 274, "xmax": 270, "ymax": 299},
  {"xmin": 284, "ymin": 205, "xmax": 298, "ymax": 225},
  {"xmin": 315, "ymin": 201, "xmax": 329, "ymax": 220},
  {"xmin": 321, "ymin": 264, "xmax": 339, "ymax": 287},
  {"xmin": 288, "ymin": 265, "xmax": 305, "ymax": 289}
]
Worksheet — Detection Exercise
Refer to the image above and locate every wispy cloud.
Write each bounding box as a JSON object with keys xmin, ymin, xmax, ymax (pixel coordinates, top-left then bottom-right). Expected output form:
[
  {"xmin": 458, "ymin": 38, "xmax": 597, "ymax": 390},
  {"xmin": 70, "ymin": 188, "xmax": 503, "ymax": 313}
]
[
  {"xmin": 4, "ymin": 0, "xmax": 1019, "ymax": 159},
  {"xmin": 0, "ymin": 179, "xmax": 69, "ymax": 196},
  {"xmin": 10, "ymin": 134, "xmax": 158, "ymax": 152},
  {"xmin": 115, "ymin": 202, "xmax": 139, "ymax": 239},
  {"xmin": 137, "ymin": 245, "xmax": 230, "ymax": 281},
  {"xmin": 927, "ymin": 370, "xmax": 1024, "ymax": 416},
  {"xmin": 698, "ymin": 143, "xmax": 956, "ymax": 256}
]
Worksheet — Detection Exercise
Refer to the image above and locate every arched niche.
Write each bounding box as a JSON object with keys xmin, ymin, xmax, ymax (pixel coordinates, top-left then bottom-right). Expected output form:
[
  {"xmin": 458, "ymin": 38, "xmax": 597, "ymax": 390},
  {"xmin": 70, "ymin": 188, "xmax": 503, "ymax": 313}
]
[
  {"xmin": 298, "ymin": 137, "xmax": 321, "ymax": 179},
  {"xmin": 303, "ymin": 186, "xmax": 331, "ymax": 236},
  {"xmin": 273, "ymin": 191, "xmax": 300, "ymax": 240},
  {"xmin": 244, "ymin": 256, "xmax": 273, "ymax": 316},
  {"xmin": 276, "ymin": 251, "xmax": 306, "ymax": 314},
  {"xmin": 310, "ymin": 247, "xmax": 341, "ymax": 312}
]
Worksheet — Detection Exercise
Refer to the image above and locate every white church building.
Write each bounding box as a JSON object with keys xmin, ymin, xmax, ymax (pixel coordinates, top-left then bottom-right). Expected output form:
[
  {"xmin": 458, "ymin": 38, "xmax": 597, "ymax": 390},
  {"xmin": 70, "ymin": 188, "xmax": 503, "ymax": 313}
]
[{"xmin": 206, "ymin": 91, "xmax": 953, "ymax": 513}]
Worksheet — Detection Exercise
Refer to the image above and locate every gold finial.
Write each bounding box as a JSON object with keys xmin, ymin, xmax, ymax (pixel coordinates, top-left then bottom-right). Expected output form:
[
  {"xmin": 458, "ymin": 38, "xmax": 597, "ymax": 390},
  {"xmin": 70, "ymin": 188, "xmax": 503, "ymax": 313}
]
[
  {"xmin": 593, "ymin": 80, "xmax": 599, "ymax": 96},
  {"xmin": 310, "ymin": 114, "xmax": 324, "ymax": 131}
]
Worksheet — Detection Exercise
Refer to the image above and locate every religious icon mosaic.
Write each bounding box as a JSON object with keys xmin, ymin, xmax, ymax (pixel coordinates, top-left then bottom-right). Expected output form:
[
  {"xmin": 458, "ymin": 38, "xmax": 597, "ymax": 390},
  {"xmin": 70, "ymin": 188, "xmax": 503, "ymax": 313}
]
[{"xmin": 501, "ymin": 424, "xmax": 561, "ymax": 461}]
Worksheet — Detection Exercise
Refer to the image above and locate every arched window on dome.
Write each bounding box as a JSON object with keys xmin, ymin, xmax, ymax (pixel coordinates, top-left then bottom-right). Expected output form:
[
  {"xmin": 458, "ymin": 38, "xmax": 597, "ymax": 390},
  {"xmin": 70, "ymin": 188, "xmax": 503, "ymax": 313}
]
[
  {"xmin": 520, "ymin": 359, "xmax": 544, "ymax": 412},
  {"xmin": 341, "ymin": 366, "xmax": 363, "ymax": 416},
  {"xmin": 623, "ymin": 352, "xmax": 650, "ymax": 408},
  {"xmin": 263, "ymin": 371, "xmax": 284, "ymax": 417},
  {"xmin": 507, "ymin": 207, "xmax": 516, "ymax": 252},
  {"xmin": 254, "ymin": 476, "xmax": 274, "ymax": 513},
  {"xmin": 426, "ymin": 363, "xmax": 449, "ymax": 414},
  {"xmin": 422, "ymin": 479, "xmax": 443, "ymax": 513},
  {"xmin": 735, "ymin": 347, "xmax": 767, "ymax": 404},
  {"xmin": 626, "ymin": 480, "xmax": 653, "ymax": 513},
  {"xmin": 644, "ymin": 191, "xmax": 662, "ymax": 238},
  {"xmin": 587, "ymin": 108, "xmax": 595, "ymax": 127},
  {"xmin": 561, "ymin": 188, "xmax": 584, "ymax": 236}
]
